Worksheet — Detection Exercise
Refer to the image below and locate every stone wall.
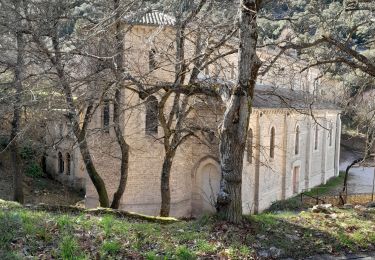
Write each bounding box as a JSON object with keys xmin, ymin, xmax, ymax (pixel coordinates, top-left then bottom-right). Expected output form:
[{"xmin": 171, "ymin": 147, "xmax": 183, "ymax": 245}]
[
  {"xmin": 43, "ymin": 22, "xmax": 342, "ymax": 217},
  {"xmin": 242, "ymin": 109, "xmax": 341, "ymax": 213}
]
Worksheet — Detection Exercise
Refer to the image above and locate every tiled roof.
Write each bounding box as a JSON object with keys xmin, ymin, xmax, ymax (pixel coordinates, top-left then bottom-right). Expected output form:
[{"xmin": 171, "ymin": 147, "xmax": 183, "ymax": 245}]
[
  {"xmin": 196, "ymin": 75, "xmax": 340, "ymax": 111},
  {"xmin": 125, "ymin": 10, "xmax": 176, "ymax": 26},
  {"xmin": 252, "ymin": 84, "xmax": 341, "ymax": 111}
]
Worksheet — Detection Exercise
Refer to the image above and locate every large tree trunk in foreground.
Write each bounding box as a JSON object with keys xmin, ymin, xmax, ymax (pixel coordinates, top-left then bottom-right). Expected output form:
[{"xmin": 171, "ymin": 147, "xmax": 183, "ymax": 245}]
[
  {"xmin": 216, "ymin": 0, "xmax": 261, "ymax": 223},
  {"xmin": 11, "ymin": 0, "xmax": 25, "ymax": 204}
]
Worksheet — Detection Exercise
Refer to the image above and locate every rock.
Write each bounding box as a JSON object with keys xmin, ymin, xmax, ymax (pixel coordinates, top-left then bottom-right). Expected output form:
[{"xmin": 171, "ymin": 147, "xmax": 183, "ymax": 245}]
[
  {"xmin": 258, "ymin": 250, "xmax": 270, "ymax": 258},
  {"xmin": 354, "ymin": 205, "xmax": 366, "ymax": 211},
  {"xmin": 311, "ymin": 204, "xmax": 332, "ymax": 214},
  {"xmin": 221, "ymin": 224, "xmax": 228, "ymax": 231},
  {"xmin": 286, "ymin": 234, "xmax": 299, "ymax": 240},
  {"xmin": 343, "ymin": 203, "xmax": 353, "ymax": 209},
  {"xmin": 366, "ymin": 201, "xmax": 375, "ymax": 208},
  {"xmin": 256, "ymin": 234, "xmax": 266, "ymax": 240},
  {"xmin": 269, "ymin": 246, "xmax": 284, "ymax": 258}
]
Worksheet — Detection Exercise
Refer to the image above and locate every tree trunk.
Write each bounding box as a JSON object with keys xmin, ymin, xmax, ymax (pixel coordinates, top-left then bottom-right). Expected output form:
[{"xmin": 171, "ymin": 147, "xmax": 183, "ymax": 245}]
[
  {"xmin": 46, "ymin": 27, "xmax": 110, "ymax": 207},
  {"xmin": 110, "ymin": 139, "xmax": 129, "ymax": 208},
  {"xmin": 160, "ymin": 152, "xmax": 175, "ymax": 217},
  {"xmin": 58, "ymin": 74, "xmax": 110, "ymax": 207},
  {"xmin": 340, "ymin": 157, "xmax": 363, "ymax": 204},
  {"xmin": 216, "ymin": 0, "xmax": 261, "ymax": 223},
  {"xmin": 110, "ymin": 88, "xmax": 129, "ymax": 209},
  {"xmin": 110, "ymin": 0, "xmax": 130, "ymax": 209},
  {"xmin": 76, "ymin": 132, "xmax": 109, "ymax": 206},
  {"xmin": 11, "ymin": 0, "xmax": 25, "ymax": 204}
]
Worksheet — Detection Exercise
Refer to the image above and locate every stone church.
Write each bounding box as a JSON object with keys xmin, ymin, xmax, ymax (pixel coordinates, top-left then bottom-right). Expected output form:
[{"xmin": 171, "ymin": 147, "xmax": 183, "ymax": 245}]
[{"xmin": 45, "ymin": 11, "xmax": 342, "ymax": 216}]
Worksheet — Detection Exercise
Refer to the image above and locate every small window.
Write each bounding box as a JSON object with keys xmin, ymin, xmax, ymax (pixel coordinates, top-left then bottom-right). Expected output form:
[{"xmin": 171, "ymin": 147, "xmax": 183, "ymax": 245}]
[
  {"xmin": 149, "ymin": 49, "xmax": 156, "ymax": 71},
  {"xmin": 145, "ymin": 96, "xmax": 158, "ymax": 135},
  {"xmin": 58, "ymin": 152, "xmax": 64, "ymax": 174},
  {"xmin": 103, "ymin": 99, "xmax": 110, "ymax": 132},
  {"xmin": 314, "ymin": 125, "xmax": 319, "ymax": 150},
  {"xmin": 58, "ymin": 123, "xmax": 63, "ymax": 137},
  {"xmin": 66, "ymin": 153, "xmax": 71, "ymax": 175},
  {"xmin": 270, "ymin": 127, "xmax": 275, "ymax": 159},
  {"xmin": 247, "ymin": 128, "xmax": 253, "ymax": 163},
  {"xmin": 295, "ymin": 126, "xmax": 300, "ymax": 155}
]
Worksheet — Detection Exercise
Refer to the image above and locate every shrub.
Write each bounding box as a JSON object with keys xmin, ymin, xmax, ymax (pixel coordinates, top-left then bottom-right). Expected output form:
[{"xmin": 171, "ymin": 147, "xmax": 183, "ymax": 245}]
[
  {"xmin": 145, "ymin": 251, "xmax": 160, "ymax": 260},
  {"xmin": 0, "ymin": 212, "xmax": 22, "ymax": 250},
  {"xmin": 25, "ymin": 162, "xmax": 44, "ymax": 178},
  {"xmin": 266, "ymin": 197, "xmax": 304, "ymax": 212},
  {"xmin": 101, "ymin": 240, "xmax": 121, "ymax": 255},
  {"xmin": 100, "ymin": 214, "xmax": 115, "ymax": 236},
  {"xmin": 175, "ymin": 246, "xmax": 196, "ymax": 260},
  {"xmin": 0, "ymin": 136, "xmax": 8, "ymax": 149},
  {"xmin": 59, "ymin": 235, "xmax": 82, "ymax": 260},
  {"xmin": 20, "ymin": 145, "xmax": 35, "ymax": 160}
]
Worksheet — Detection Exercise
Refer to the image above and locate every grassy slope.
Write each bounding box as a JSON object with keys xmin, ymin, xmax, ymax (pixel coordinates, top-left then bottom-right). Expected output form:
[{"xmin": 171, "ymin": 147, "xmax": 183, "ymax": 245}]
[
  {"xmin": 267, "ymin": 172, "xmax": 347, "ymax": 212},
  {"xmin": 0, "ymin": 200, "xmax": 374, "ymax": 260}
]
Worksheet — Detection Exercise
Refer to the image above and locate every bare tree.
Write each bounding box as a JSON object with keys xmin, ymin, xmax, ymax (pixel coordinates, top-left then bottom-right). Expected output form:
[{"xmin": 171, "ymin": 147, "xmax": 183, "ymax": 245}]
[
  {"xmin": 215, "ymin": 0, "xmax": 262, "ymax": 223},
  {"xmin": 23, "ymin": 0, "xmax": 110, "ymax": 207},
  {"xmin": 110, "ymin": 0, "xmax": 130, "ymax": 209}
]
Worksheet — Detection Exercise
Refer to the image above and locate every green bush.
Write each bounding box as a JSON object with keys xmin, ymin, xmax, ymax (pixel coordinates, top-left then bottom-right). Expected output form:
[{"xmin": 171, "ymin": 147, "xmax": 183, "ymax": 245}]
[
  {"xmin": 25, "ymin": 163, "xmax": 44, "ymax": 178},
  {"xmin": 145, "ymin": 251, "xmax": 160, "ymax": 260},
  {"xmin": 175, "ymin": 246, "xmax": 196, "ymax": 260},
  {"xmin": 59, "ymin": 235, "xmax": 83, "ymax": 260},
  {"xmin": 20, "ymin": 145, "xmax": 35, "ymax": 160},
  {"xmin": 266, "ymin": 197, "xmax": 303, "ymax": 212},
  {"xmin": 101, "ymin": 240, "xmax": 121, "ymax": 255},
  {"xmin": 0, "ymin": 136, "xmax": 8, "ymax": 149},
  {"xmin": 0, "ymin": 212, "xmax": 22, "ymax": 250}
]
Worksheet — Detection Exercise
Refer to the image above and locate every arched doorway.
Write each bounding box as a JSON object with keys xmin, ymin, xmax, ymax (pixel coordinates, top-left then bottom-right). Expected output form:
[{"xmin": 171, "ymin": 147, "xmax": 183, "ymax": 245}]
[{"xmin": 192, "ymin": 158, "xmax": 221, "ymax": 216}]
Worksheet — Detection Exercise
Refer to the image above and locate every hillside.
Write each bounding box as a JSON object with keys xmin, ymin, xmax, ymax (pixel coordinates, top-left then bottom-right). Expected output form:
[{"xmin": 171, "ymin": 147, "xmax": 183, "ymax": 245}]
[
  {"xmin": 0, "ymin": 151, "xmax": 84, "ymax": 206},
  {"xmin": 0, "ymin": 200, "xmax": 374, "ymax": 259}
]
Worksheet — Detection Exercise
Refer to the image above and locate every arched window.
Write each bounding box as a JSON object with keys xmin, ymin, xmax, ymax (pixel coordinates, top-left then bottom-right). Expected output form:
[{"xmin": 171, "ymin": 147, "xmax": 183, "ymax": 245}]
[
  {"xmin": 314, "ymin": 125, "xmax": 319, "ymax": 150},
  {"xmin": 58, "ymin": 152, "xmax": 64, "ymax": 174},
  {"xmin": 66, "ymin": 153, "xmax": 71, "ymax": 175},
  {"xmin": 247, "ymin": 128, "xmax": 253, "ymax": 163},
  {"xmin": 102, "ymin": 99, "xmax": 110, "ymax": 133},
  {"xmin": 295, "ymin": 125, "xmax": 300, "ymax": 155},
  {"xmin": 145, "ymin": 96, "xmax": 158, "ymax": 135},
  {"xmin": 270, "ymin": 127, "xmax": 275, "ymax": 159},
  {"xmin": 329, "ymin": 123, "xmax": 333, "ymax": 147}
]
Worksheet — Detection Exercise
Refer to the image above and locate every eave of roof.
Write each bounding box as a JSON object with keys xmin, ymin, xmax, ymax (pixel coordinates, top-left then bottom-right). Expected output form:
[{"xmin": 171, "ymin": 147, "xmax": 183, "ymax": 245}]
[{"xmin": 124, "ymin": 10, "xmax": 176, "ymax": 27}]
